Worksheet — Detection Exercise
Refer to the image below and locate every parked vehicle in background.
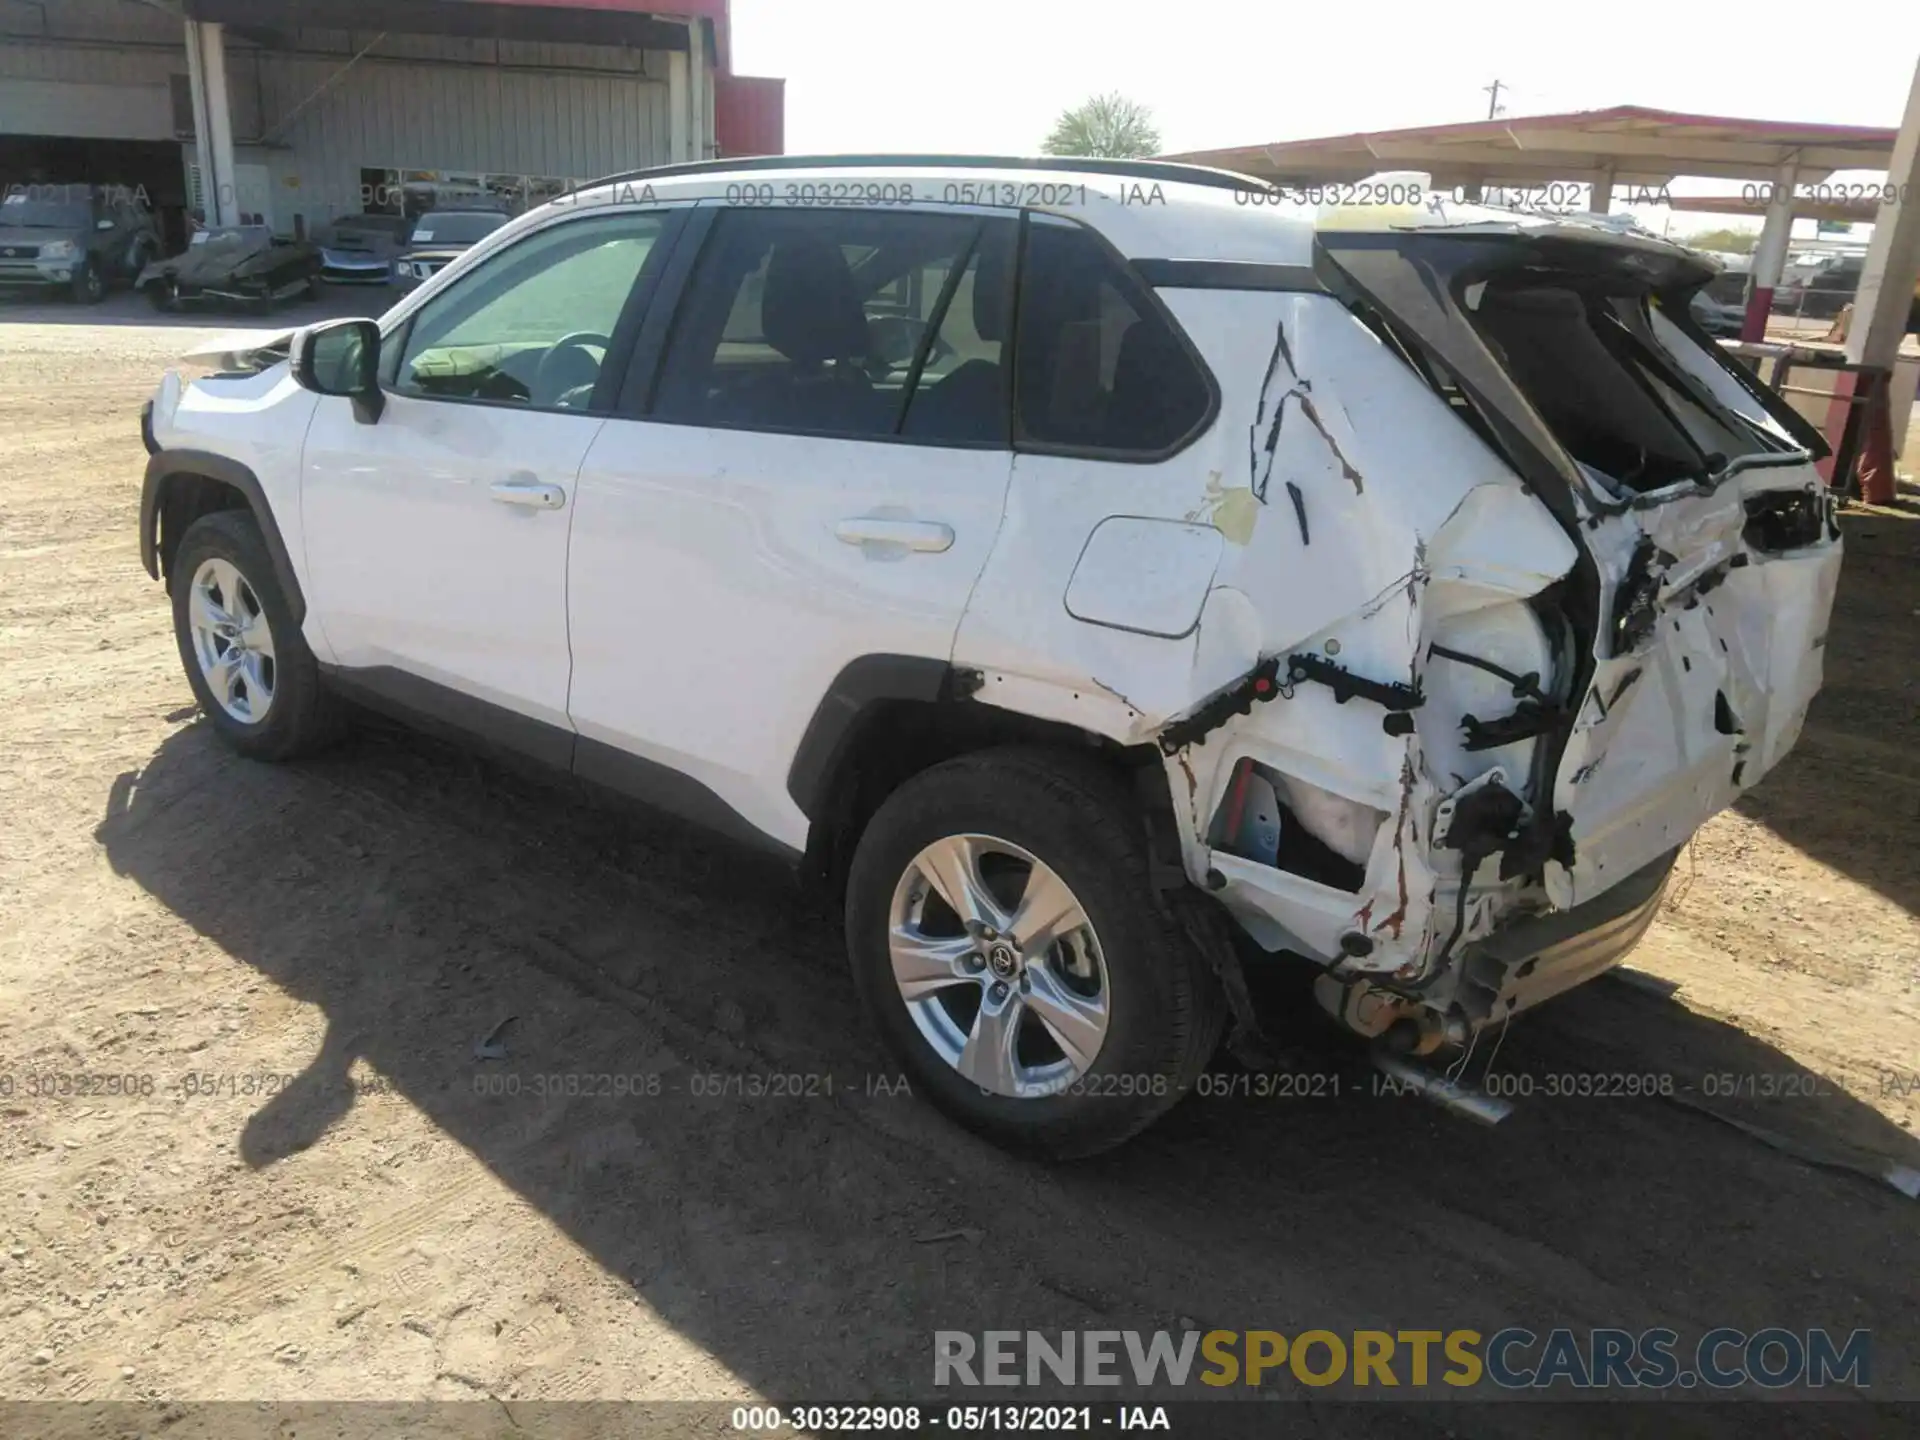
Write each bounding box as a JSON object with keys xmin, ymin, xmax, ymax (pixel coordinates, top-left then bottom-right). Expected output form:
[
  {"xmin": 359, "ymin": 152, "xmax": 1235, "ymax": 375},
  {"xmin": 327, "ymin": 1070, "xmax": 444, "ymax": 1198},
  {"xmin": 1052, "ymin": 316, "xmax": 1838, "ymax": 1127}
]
[
  {"xmin": 137, "ymin": 158, "xmax": 1843, "ymax": 1157},
  {"xmin": 1689, "ymin": 289, "xmax": 1745, "ymax": 337},
  {"xmin": 319, "ymin": 213, "xmax": 410, "ymax": 286},
  {"xmin": 0, "ymin": 184, "xmax": 160, "ymax": 303},
  {"xmin": 394, "ymin": 208, "xmax": 512, "ymax": 289},
  {"xmin": 1776, "ymin": 254, "xmax": 1920, "ymax": 330},
  {"xmin": 1777, "ymin": 254, "xmax": 1863, "ymax": 320},
  {"xmin": 138, "ymin": 225, "xmax": 323, "ymax": 313}
]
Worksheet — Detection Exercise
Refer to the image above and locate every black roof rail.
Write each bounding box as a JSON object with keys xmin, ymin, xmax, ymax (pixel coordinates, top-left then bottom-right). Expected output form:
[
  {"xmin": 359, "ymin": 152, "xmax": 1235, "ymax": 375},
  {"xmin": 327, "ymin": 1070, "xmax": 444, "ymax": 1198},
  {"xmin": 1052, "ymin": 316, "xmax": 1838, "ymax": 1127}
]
[{"xmin": 557, "ymin": 153, "xmax": 1269, "ymax": 202}]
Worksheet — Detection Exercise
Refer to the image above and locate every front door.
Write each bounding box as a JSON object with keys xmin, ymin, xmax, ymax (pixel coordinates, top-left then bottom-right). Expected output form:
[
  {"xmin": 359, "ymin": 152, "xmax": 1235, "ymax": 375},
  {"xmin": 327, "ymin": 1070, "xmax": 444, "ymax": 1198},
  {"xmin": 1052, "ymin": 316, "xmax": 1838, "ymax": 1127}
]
[{"xmin": 299, "ymin": 207, "xmax": 677, "ymax": 736}]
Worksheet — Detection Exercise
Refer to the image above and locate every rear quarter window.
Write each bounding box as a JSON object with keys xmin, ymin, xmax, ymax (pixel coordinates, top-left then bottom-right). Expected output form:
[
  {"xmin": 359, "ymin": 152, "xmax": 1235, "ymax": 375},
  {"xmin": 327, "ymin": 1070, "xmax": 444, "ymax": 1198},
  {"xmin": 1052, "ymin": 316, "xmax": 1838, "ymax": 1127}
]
[{"xmin": 1014, "ymin": 216, "xmax": 1214, "ymax": 458}]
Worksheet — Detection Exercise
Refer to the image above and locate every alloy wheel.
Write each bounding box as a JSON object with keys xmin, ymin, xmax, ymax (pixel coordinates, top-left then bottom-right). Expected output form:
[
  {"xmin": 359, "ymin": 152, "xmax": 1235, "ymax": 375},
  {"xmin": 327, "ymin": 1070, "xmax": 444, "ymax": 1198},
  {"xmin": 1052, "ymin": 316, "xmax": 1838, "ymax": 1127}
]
[
  {"xmin": 187, "ymin": 557, "xmax": 276, "ymax": 723},
  {"xmin": 887, "ymin": 833, "xmax": 1111, "ymax": 1099}
]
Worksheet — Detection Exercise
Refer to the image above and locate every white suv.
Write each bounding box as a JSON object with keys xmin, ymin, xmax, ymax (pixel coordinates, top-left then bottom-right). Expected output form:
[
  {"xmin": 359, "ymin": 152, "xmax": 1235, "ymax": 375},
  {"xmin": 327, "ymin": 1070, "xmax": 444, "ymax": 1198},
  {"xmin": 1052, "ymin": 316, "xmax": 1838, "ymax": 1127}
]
[{"xmin": 138, "ymin": 157, "xmax": 1842, "ymax": 1156}]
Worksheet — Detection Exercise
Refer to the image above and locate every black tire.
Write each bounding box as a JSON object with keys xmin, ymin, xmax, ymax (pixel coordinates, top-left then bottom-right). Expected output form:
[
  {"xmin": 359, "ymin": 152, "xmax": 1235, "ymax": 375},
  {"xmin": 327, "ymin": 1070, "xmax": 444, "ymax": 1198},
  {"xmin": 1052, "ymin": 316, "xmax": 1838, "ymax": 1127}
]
[
  {"xmin": 846, "ymin": 747, "xmax": 1226, "ymax": 1158},
  {"xmin": 69, "ymin": 261, "xmax": 104, "ymax": 305},
  {"xmin": 169, "ymin": 509, "xmax": 339, "ymax": 761},
  {"xmin": 147, "ymin": 278, "xmax": 179, "ymax": 313}
]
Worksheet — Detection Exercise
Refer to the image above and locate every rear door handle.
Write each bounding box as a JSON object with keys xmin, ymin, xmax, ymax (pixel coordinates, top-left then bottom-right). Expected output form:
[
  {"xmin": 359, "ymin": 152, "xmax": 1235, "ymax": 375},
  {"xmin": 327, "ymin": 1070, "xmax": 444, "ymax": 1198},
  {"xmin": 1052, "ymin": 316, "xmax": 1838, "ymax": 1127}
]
[
  {"xmin": 490, "ymin": 478, "xmax": 566, "ymax": 510},
  {"xmin": 834, "ymin": 518, "xmax": 954, "ymax": 553}
]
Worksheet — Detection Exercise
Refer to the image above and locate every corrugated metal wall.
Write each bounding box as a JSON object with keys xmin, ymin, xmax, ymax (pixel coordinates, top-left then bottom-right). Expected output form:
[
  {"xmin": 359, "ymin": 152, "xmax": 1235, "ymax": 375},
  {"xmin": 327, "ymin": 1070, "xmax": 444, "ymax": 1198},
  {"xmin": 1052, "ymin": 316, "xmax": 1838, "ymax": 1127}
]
[
  {"xmin": 0, "ymin": 5, "xmax": 184, "ymax": 139},
  {"xmin": 2, "ymin": 3, "xmax": 676, "ymax": 226},
  {"xmin": 246, "ymin": 47, "xmax": 671, "ymax": 223}
]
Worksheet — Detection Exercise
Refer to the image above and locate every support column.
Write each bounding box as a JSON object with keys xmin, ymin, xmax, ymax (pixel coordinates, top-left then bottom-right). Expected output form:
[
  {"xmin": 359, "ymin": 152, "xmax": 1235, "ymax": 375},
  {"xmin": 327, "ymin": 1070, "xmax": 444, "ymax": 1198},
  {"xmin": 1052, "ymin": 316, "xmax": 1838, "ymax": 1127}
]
[
  {"xmin": 1588, "ymin": 168, "xmax": 1614, "ymax": 215},
  {"xmin": 667, "ymin": 48, "xmax": 690, "ymax": 163},
  {"xmin": 183, "ymin": 19, "xmax": 240, "ymax": 227},
  {"xmin": 1742, "ymin": 161, "xmax": 1797, "ymax": 342},
  {"xmin": 1841, "ymin": 54, "xmax": 1920, "ymax": 504},
  {"xmin": 688, "ymin": 17, "xmax": 712, "ymax": 161}
]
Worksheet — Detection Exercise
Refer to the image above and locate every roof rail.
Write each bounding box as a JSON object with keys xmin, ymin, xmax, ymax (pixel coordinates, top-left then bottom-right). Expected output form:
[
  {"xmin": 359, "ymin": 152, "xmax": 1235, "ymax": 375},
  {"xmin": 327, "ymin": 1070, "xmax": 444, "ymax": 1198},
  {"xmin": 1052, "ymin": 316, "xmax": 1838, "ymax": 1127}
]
[{"xmin": 558, "ymin": 153, "xmax": 1267, "ymax": 202}]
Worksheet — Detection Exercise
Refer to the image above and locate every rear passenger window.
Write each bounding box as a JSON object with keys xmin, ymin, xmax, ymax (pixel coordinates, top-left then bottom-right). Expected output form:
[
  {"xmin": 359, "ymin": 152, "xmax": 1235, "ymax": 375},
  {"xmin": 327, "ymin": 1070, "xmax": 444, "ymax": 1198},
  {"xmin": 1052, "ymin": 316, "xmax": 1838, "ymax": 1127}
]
[
  {"xmin": 1014, "ymin": 217, "xmax": 1213, "ymax": 455},
  {"xmin": 652, "ymin": 208, "xmax": 1015, "ymax": 445}
]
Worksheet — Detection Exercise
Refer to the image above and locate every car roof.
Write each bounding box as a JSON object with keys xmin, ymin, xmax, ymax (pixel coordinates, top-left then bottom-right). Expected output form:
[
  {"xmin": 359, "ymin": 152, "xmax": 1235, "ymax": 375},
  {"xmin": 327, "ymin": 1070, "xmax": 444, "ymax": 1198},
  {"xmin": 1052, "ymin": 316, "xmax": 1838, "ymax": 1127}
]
[
  {"xmin": 537, "ymin": 155, "xmax": 1320, "ymax": 267},
  {"xmin": 474, "ymin": 154, "xmax": 1702, "ymax": 281}
]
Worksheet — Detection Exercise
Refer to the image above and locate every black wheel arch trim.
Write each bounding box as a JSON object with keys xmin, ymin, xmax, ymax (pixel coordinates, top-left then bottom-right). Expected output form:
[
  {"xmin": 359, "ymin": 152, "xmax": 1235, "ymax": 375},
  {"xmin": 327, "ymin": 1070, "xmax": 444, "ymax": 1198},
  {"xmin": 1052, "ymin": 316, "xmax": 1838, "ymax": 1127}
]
[
  {"xmin": 786, "ymin": 654, "xmax": 956, "ymax": 821},
  {"xmin": 141, "ymin": 449, "xmax": 307, "ymax": 625}
]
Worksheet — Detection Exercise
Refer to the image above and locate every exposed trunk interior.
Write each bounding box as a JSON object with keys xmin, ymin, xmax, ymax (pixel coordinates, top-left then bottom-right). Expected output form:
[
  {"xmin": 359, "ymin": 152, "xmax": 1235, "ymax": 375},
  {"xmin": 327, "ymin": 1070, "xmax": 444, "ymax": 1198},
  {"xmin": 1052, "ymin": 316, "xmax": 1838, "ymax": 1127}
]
[{"xmin": 1468, "ymin": 281, "xmax": 1785, "ymax": 494}]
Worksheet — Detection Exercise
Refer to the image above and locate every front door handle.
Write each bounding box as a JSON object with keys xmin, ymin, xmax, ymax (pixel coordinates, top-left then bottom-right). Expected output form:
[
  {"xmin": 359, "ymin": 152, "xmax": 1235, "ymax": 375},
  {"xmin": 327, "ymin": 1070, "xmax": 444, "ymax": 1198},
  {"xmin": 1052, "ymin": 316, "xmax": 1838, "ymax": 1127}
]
[
  {"xmin": 490, "ymin": 478, "xmax": 566, "ymax": 510},
  {"xmin": 834, "ymin": 517, "xmax": 954, "ymax": 553}
]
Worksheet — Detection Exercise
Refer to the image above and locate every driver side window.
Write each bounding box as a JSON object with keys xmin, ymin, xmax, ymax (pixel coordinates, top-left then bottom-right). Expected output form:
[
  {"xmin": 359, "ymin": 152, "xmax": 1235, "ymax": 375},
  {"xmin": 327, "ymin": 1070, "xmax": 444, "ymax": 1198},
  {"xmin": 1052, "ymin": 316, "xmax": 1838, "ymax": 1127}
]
[{"xmin": 391, "ymin": 211, "xmax": 667, "ymax": 412}]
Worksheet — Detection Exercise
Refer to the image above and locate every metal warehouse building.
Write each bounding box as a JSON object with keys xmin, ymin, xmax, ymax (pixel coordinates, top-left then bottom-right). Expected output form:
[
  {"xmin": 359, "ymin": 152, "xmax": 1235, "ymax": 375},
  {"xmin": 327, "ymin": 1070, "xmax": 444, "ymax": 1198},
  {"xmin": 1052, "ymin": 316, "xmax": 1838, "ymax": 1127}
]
[{"xmin": 0, "ymin": 0, "xmax": 783, "ymax": 252}]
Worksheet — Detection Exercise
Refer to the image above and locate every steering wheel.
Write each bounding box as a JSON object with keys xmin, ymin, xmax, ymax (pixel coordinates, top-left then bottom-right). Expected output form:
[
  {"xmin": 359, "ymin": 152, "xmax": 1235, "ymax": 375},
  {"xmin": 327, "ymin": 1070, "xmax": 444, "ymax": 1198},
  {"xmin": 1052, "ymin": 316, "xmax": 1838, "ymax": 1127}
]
[{"xmin": 532, "ymin": 331, "xmax": 612, "ymax": 407}]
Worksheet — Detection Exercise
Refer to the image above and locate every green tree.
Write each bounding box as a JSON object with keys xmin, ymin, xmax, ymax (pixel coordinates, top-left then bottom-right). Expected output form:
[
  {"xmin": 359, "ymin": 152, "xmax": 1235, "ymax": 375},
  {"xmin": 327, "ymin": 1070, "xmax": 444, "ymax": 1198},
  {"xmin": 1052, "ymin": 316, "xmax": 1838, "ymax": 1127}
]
[
  {"xmin": 1682, "ymin": 227, "xmax": 1760, "ymax": 255},
  {"xmin": 1042, "ymin": 93, "xmax": 1161, "ymax": 159}
]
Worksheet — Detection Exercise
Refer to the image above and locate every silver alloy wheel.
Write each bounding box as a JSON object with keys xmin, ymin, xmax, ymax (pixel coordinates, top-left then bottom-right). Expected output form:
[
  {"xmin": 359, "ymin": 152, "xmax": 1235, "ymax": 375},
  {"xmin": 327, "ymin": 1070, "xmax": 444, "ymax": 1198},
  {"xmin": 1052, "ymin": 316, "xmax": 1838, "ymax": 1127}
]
[
  {"xmin": 888, "ymin": 833, "xmax": 1112, "ymax": 1099},
  {"xmin": 187, "ymin": 556, "xmax": 276, "ymax": 723}
]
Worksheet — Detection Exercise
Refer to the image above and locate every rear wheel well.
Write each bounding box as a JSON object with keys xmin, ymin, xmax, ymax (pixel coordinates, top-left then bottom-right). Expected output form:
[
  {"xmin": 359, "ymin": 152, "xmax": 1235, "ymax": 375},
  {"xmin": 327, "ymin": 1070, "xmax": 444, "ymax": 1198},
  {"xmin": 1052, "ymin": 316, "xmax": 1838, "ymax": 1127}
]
[
  {"xmin": 802, "ymin": 699, "xmax": 1186, "ymax": 902},
  {"xmin": 156, "ymin": 473, "xmax": 251, "ymax": 582}
]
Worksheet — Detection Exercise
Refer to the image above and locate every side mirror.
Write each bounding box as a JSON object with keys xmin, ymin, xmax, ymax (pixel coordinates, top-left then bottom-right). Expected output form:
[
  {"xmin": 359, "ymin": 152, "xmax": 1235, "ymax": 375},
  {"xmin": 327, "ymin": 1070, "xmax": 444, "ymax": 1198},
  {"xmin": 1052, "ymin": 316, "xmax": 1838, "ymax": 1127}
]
[{"xmin": 291, "ymin": 318, "xmax": 384, "ymax": 423}]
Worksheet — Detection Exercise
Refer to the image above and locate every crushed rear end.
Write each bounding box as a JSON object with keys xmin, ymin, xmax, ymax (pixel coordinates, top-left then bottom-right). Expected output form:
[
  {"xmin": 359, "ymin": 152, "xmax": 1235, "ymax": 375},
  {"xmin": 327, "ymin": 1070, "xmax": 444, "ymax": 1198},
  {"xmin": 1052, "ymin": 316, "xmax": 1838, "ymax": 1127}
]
[{"xmin": 1167, "ymin": 202, "xmax": 1841, "ymax": 1049}]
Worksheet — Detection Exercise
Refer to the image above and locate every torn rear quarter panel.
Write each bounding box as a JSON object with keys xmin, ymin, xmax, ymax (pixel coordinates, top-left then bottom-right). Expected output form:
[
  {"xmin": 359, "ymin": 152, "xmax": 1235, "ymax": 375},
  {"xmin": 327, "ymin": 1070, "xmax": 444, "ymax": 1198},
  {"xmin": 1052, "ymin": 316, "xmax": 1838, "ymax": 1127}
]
[
  {"xmin": 953, "ymin": 287, "xmax": 1578, "ymax": 974},
  {"xmin": 955, "ymin": 230, "xmax": 1840, "ymax": 1005}
]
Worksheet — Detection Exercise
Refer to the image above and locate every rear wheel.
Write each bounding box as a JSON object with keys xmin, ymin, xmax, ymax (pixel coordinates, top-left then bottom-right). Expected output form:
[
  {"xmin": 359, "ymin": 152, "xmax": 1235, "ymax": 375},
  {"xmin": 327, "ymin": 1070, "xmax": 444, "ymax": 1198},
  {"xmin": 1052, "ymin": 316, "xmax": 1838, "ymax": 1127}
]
[
  {"xmin": 170, "ymin": 510, "xmax": 337, "ymax": 760},
  {"xmin": 846, "ymin": 748, "xmax": 1224, "ymax": 1158}
]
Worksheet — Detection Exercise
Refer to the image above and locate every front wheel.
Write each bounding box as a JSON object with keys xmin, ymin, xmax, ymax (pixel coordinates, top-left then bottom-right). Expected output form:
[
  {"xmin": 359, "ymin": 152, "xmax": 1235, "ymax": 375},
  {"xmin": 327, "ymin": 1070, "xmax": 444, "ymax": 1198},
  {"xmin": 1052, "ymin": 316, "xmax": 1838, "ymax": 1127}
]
[
  {"xmin": 70, "ymin": 261, "xmax": 104, "ymax": 304},
  {"xmin": 169, "ymin": 510, "xmax": 338, "ymax": 760},
  {"xmin": 846, "ymin": 748, "xmax": 1225, "ymax": 1158}
]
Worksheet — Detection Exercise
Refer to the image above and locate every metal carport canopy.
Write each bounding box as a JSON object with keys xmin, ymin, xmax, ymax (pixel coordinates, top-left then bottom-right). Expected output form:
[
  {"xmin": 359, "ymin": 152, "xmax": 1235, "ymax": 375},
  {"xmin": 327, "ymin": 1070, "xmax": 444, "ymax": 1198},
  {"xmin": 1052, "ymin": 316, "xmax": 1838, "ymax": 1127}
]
[
  {"xmin": 1164, "ymin": 105, "xmax": 1897, "ymax": 189},
  {"xmin": 179, "ymin": 0, "xmax": 733, "ymax": 59}
]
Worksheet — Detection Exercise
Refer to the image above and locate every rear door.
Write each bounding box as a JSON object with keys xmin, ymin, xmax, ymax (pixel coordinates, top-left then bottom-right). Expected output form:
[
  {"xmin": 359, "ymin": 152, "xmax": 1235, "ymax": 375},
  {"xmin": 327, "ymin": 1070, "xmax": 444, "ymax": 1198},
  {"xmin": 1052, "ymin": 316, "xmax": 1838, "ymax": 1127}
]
[
  {"xmin": 1318, "ymin": 225, "xmax": 1842, "ymax": 907},
  {"xmin": 566, "ymin": 204, "xmax": 1019, "ymax": 851}
]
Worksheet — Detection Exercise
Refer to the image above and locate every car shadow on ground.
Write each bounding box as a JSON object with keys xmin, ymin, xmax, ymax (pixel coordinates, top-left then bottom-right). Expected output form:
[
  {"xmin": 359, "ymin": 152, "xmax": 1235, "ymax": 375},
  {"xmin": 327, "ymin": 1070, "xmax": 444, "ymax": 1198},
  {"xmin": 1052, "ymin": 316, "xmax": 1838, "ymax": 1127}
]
[
  {"xmin": 1727, "ymin": 504, "xmax": 1920, "ymax": 922},
  {"xmin": 92, "ymin": 709, "xmax": 1919, "ymax": 1434}
]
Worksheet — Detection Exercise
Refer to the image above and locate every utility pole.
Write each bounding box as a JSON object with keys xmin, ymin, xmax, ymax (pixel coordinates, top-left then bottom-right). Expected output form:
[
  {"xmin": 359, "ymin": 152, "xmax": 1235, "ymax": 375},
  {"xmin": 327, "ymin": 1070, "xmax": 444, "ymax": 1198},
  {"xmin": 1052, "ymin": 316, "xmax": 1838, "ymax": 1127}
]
[{"xmin": 1483, "ymin": 79, "xmax": 1506, "ymax": 120}]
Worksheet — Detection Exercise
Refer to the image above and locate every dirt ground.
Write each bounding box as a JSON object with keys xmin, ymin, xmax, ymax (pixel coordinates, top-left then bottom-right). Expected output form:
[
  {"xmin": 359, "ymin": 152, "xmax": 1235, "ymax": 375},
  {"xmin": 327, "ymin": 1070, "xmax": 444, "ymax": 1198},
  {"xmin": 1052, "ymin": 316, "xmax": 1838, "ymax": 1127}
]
[{"xmin": 1, "ymin": 304, "xmax": 1917, "ymax": 1435}]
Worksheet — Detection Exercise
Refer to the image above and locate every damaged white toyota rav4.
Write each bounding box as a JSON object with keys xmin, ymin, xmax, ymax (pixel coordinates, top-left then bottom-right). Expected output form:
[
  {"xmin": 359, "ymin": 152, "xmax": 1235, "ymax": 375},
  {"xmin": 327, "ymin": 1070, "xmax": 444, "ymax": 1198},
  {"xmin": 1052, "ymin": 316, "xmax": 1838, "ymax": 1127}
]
[{"xmin": 139, "ymin": 157, "xmax": 1842, "ymax": 1156}]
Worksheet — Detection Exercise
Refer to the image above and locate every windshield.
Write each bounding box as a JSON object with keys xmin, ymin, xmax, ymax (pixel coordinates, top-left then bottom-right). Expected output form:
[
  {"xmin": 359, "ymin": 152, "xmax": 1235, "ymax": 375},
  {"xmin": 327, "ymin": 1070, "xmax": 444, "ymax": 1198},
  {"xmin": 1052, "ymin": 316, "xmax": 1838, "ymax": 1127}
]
[
  {"xmin": 1, "ymin": 198, "xmax": 90, "ymax": 229},
  {"xmin": 193, "ymin": 226, "xmax": 271, "ymax": 249},
  {"xmin": 333, "ymin": 215, "xmax": 406, "ymax": 237},
  {"xmin": 409, "ymin": 212, "xmax": 508, "ymax": 246}
]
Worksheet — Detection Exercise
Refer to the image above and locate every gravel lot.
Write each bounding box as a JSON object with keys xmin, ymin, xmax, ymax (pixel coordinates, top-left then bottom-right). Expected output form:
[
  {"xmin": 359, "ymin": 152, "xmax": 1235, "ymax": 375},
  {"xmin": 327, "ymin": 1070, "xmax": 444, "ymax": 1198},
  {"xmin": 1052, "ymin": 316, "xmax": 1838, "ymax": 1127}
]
[{"xmin": 1, "ymin": 300, "xmax": 1916, "ymax": 1435}]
